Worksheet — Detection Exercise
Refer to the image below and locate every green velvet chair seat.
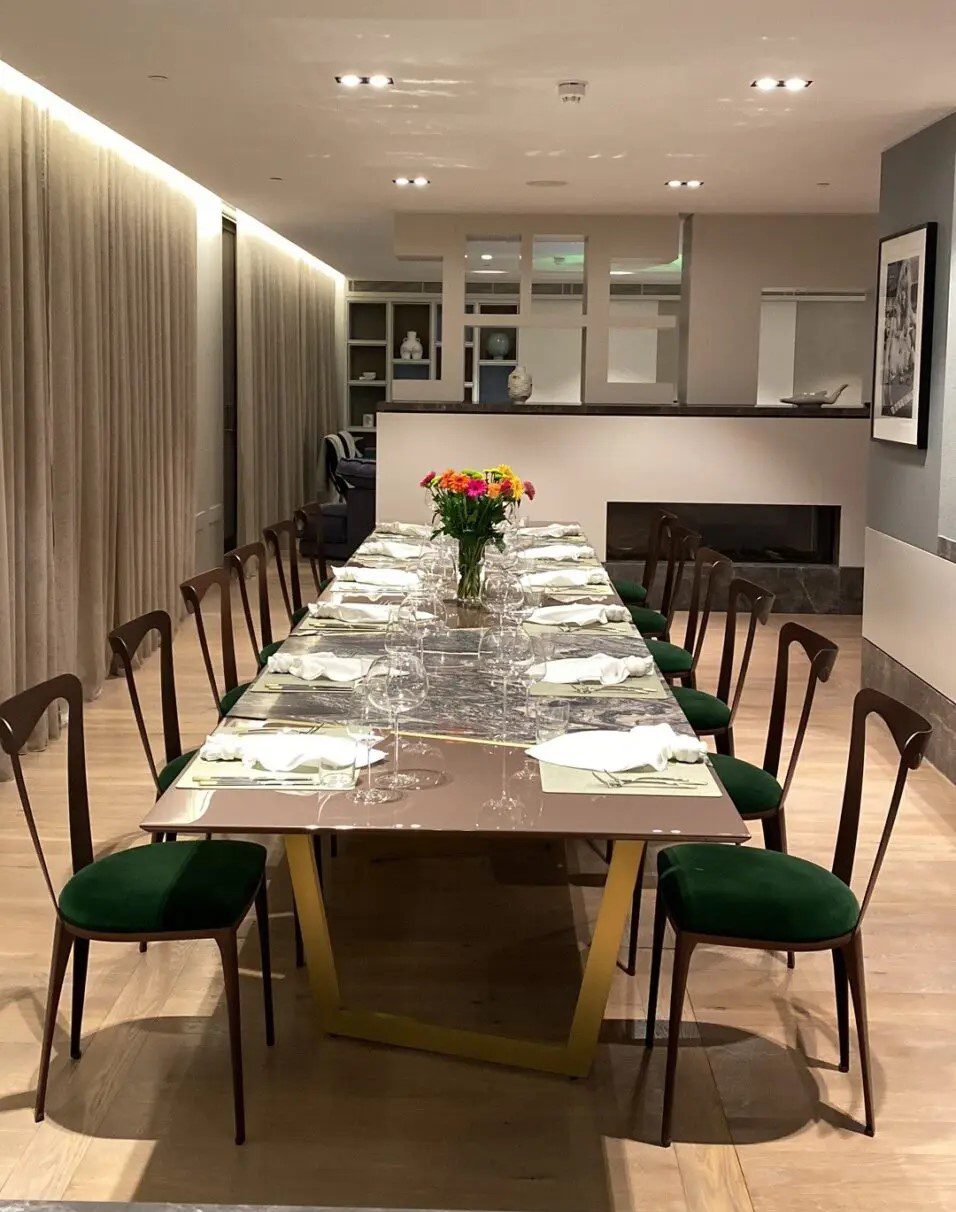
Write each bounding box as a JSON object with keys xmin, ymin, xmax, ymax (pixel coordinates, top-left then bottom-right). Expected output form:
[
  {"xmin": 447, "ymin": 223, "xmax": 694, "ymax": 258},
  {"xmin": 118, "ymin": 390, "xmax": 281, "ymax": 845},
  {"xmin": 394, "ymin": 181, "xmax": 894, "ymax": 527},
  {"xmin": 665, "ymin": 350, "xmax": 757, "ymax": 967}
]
[
  {"xmin": 58, "ymin": 840, "xmax": 267, "ymax": 935},
  {"xmin": 611, "ymin": 577, "xmax": 648, "ymax": 605},
  {"xmin": 709, "ymin": 753, "xmax": 782, "ymax": 818},
  {"xmin": 672, "ymin": 686, "xmax": 732, "ymax": 731},
  {"xmin": 291, "ymin": 605, "xmax": 309, "ymax": 627},
  {"xmin": 646, "ymin": 638, "xmax": 693, "ymax": 674},
  {"xmin": 219, "ymin": 682, "xmax": 252, "ymax": 715},
  {"xmin": 628, "ymin": 606, "xmax": 668, "ymax": 636},
  {"xmin": 156, "ymin": 749, "xmax": 199, "ymax": 794},
  {"xmin": 657, "ymin": 843, "xmax": 859, "ymax": 943},
  {"xmin": 258, "ymin": 641, "xmax": 283, "ymax": 664}
]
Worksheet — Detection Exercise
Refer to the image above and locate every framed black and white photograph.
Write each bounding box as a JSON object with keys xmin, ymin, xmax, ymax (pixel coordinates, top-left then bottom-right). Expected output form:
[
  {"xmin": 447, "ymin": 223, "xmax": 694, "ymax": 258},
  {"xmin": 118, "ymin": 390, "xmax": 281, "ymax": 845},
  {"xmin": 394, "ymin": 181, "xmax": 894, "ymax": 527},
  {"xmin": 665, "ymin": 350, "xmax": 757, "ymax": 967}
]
[{"xmin": 871, "ymin": 222, "xmax": 936, "ymax": 447}]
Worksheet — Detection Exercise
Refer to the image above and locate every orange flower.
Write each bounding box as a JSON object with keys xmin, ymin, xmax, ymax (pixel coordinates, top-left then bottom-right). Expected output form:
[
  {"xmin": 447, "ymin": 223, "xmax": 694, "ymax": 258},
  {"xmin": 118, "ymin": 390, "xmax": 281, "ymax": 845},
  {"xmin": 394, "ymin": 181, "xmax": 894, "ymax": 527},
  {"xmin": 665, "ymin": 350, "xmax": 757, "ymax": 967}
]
[
  {"xmin": 437, "ymin": 468, "xmax": 457, "ymax": 489},
  {"xmin": 486, "ymin": 482, "xmax": 504, "ymax": 499},
  {"xmin": 449, "ymin": 473, "xmax": 470, "ymax": 493}
]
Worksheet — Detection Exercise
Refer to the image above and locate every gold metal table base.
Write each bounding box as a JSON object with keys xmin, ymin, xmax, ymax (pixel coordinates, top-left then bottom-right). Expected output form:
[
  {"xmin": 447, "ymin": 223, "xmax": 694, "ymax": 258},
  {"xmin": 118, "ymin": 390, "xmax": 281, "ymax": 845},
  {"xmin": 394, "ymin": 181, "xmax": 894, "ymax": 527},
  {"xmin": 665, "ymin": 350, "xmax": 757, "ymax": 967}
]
[{"xmin": 284, "ymin": 833, "xmax": 644, "ymax": 1077}]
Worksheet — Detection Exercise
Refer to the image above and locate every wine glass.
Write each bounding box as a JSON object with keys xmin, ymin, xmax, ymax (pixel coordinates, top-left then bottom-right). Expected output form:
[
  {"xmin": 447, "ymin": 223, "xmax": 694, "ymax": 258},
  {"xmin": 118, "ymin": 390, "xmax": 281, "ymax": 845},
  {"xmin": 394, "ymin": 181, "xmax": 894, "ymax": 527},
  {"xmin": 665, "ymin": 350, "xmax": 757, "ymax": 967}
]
[
  {"xmin": 482, "ymin": 568, "xmax": 525, "ymax": 622},
  {"xmin": 365, "ymin": 652, "xmax": 431, "ymax": 791},
  {"xmin": 347, "ymin": 686, "xmax": 400, "ymax": 805},
  {"xmin": 385, "ymin": 603, "xmax": 423, "ymax": 656}
]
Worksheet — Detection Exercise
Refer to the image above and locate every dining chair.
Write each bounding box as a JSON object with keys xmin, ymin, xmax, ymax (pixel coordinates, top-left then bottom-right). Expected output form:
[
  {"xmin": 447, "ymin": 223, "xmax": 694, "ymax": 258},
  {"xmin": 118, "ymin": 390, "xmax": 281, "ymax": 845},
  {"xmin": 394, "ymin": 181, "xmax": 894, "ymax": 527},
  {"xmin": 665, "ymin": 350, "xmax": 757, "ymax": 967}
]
[
  {"xmin": 627, "ymin": 521, "xmax": 701, "ymax": 641},
  {"xmin": 671, "ymin": 577, "xmax": 775, "ymax": 756},
  {"xmin": 645, "ymin": 687, "xmax": 932, "ymax": 1146},
  {"xmin": 180, "ymin": 566, "xmax": 252, "ymax": 717},
  {"xmin": 293, "ymin": 500, "xmax": 332, "ymax": 597},
  {"xmin": 0, "ymin": 674, "xmax": 274, "ymax": 1145},
  {"xmin": 262, "ymin": 517, "xmax": 309, "ymax": 627},
  {"xmin": 610, "ymin": 507, "xmax": 677, "ymax": 606},
  {"xmin": 645, "ymin": 546, "xmax": 733, "ymax": 688},
  {"xmin": 224, "ymin": 540, "xmax": 282, "ymax": 666}
]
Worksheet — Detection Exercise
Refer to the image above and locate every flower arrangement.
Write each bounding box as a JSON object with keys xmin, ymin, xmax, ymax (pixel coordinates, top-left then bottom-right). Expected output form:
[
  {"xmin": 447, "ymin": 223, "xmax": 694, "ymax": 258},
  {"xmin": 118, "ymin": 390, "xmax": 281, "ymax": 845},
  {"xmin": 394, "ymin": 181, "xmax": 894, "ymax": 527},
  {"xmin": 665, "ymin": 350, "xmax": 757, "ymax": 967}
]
[{"xmin": 419, "ymin": 465, "xmax": 535, "ymax": 604}]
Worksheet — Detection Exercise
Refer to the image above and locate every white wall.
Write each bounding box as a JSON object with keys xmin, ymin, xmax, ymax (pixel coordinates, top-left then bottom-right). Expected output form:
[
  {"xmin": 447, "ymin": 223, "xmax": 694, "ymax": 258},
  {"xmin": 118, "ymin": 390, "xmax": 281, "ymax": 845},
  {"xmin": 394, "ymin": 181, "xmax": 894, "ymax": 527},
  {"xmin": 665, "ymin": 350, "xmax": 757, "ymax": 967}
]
[
  {"xmin": 378, "ymin": 412, "xmax": 869, "ymax": 565},
  {"xmin": 194, "ymin": 191, "xmax": 224, "ymax": 568},
  {"xmin": 756, "ymin": 300, "xmax": 796, "ymax": 406},
  {"xmin": 608, "ymin": 300, "xmax": 660, "ymax": 384}
]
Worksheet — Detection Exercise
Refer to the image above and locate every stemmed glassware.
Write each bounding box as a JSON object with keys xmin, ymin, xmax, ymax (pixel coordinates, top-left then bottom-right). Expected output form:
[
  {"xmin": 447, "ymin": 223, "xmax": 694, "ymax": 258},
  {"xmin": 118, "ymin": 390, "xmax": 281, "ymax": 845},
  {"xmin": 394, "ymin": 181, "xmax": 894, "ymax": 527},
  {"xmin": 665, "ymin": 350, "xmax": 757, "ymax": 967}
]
[
  {"xmin": 365, "ymin": 652, "xmax": 431, "ymax": 791},
  {"xmin": 347, "ymin": 685, "xmax": 400, "ymax": 805}
]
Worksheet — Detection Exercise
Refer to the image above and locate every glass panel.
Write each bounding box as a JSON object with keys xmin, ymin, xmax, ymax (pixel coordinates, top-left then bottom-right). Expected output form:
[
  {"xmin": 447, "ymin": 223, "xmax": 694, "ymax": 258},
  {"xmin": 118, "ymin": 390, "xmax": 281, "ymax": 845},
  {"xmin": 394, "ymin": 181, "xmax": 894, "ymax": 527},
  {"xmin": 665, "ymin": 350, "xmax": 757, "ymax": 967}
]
[
  {"xmin": 532, "ymin": 234, "xmax": 585, "ymax": 316},
  {"xmin": 606, "ymin": 255, "xmax": 681, "ymax": 387},
  {"xmin": 520, "ymin": 318, "xmax": 582, "ymax": 404},
  {"xmin": 465, "ymin": 236, "xmax": 520, "ymax": 288},
  {"xmin": 757, "ymin": 291, "xmax": 868, "ymax": 407}
]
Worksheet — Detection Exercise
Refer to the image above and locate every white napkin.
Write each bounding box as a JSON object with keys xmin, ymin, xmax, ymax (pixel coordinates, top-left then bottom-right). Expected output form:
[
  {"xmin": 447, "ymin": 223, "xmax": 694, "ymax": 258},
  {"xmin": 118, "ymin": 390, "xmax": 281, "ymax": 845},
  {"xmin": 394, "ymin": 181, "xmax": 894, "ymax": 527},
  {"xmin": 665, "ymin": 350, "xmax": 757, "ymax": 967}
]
[
  {"xmin": 199, "ymin": 733, "xmax": 386, "ymax": 772},
  {"xmin": 308, "ymin": 601, "xmax": 393, "ymax": 624},
  {"xmin": 532, "ymin": 653, "xmax": 653, "ymax": 685},
  {"xmin": 521, "ymin": 523, "xmax": 583, "ymax": 538},
  {"xmin": 376, "ymin": 521, "xmax": 431, "ymax": 538},
  {"xmin": 527, "ymin": 724, "xmax": 707, "ymax": 773},
  {"xmin": 528, "ymin": 604, "xmax": 629, "ymax": 627},
  {"xmin": 519, "ymin": 543, "xmax": 596, "ymax": 563},
  {"xmin": 359, "ymin": 539, "xmax": 424, "ymax": 561},
  {"xmin": 330, "ymin": 566, "xmax": 419, "ymax": 589},
  {"xmin": 266, "ymin": 651, "xmax": 376, "ymax": 683},
  {"xmin": 520, "ymin": 568, "xmax": 610, "ymax": 589}
]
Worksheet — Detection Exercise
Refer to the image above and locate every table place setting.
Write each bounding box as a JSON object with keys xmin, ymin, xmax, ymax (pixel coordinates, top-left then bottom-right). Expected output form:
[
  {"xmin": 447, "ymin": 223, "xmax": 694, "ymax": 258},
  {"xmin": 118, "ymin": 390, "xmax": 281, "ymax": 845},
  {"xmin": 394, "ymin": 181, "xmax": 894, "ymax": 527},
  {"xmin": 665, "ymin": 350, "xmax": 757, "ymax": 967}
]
[
  {"xmin": 523, "ymin": 603, "xmax": 633, "ymax": 633},
  {"xmin": 518, "ymin": 542, "xmax": 598, "ymax": 564},
  {"xmin": 303, "ymin": 601, "xmax": 394, "ymax": 630},
  {"xmin": 526, "ymin": 723, "xmax": 720, "ymax": 797},
  {"xmin": 528, "ymin": 652, "xmax": 666, "ymax": 700},
  {"xmin": 374, "ymin": 520, "xmax": 432, "ymax": 539},
  {"xmin": 356, "ymin": 538, "xmax": 426, "ymax": 562},
  {"xmin": 330, "ymin": 565, "xmax": 420, "ymax": 591},
  {"xmin": 174, "ymin": 729, "xmax": 387, "ymax": 791},
  {"xmin": 519, "ymin": 522, "xmax": 583, "ymax": 540},
  {"xmin": 261, "ymin": 651, "xmax": 377, "ymax": 692},
  {"xmin": 520, "ymin": 568, "xmax": 612, "ymax": 591}
]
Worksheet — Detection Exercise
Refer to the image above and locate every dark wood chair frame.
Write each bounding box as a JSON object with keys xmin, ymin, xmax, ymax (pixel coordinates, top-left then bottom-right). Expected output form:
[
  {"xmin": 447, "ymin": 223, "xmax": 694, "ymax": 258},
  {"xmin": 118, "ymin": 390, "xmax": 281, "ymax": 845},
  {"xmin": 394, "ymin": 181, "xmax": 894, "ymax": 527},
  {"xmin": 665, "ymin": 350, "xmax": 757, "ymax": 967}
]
[
  {"xmin": 650, "ymin": 522, "xmax": 701, "ymax": 643},
  {"xmin": 224, "ymin": 540, "xmax": 274, "ymax": 667},
  {"xmin": 180, "ymin": 566, "xmax": 244, "ymax": 717},
  {"xmin": 293, "ymin": 499, "xmax": 330, "ymax": 594},
  {"xmin": 263, "ymin": 517, "xmax": 304, "ymax": 624},
  {"xmin": 645, "ymin": 687, "xmax": 932, "ymax": 1146},
  {"xmin": 616, "ymin": 506, "xmax": 677, "ymax": 604},
  {"xmin": 0, "ymin": 674, "xmax": 275, "ymax": 1145},
  {"xmin": 658, "ymin": 546, "xmax": 734, "ymax": 690}
]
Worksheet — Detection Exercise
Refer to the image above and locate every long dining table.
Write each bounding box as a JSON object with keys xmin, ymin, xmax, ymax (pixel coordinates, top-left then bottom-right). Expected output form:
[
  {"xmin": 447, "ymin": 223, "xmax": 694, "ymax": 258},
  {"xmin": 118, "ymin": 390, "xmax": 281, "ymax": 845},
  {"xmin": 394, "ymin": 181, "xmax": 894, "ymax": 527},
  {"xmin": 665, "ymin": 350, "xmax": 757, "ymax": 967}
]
[{"xmin": 143, "ymin": 520, "xmax": 748, "ymax": 1078}]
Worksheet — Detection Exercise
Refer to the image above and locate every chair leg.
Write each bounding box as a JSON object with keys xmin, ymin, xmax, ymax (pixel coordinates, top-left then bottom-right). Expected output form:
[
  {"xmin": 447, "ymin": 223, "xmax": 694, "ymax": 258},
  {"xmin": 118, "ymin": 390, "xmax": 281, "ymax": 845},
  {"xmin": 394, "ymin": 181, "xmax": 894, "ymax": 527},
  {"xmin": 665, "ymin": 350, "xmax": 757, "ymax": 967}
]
[
  {"xmin": 832, "ymin": 948, "xmax": 850, "ymax": 1073},
  {"xmin": 644, "ymin": 886, "xmax": 667, "ymax": 1047},
  {"xmin": 661, "ymin": 932, "xmax": 696, "ymax": 1148},
  {"xmin": 255, "ymin": 881, "xmax": 275, "ymax": 1047},
  {"xmin": 843, "ymin": 933, "xmax": 875, "ymax": 1136},
  {"xmin": 216, "ymin": 931, "xmax": 246, "ymax": 1145},
  {"xmin": 761, "ymin": 811, "xmax": 795, "ymax": 969},
  {"xmin": 714, "ymin": 727, "xmax": 734, "ymax": 757},
  {"xmin": 292, "ymin": 901, "xmax": 304, "ymax": 969},
  {"xmin": 70, "ymin": 938, "xmax": 89, "ymax": 1060},
  {"xmin": 624, "ymin": 845, "xmax": 648, "ymax": 976},
  {"xmin": 35, "ymin": 920, "xmax": 74, "ymax": 1122},
  {"xmin": 604, "ymin": 839, "xmax": 614, "ymax": 864}
]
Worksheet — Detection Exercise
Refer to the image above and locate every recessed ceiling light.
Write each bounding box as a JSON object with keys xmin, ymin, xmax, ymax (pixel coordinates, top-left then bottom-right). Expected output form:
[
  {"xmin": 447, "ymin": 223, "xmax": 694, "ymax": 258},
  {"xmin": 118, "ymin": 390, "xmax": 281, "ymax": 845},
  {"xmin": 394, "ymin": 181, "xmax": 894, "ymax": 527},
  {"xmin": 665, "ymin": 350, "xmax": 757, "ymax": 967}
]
[
  {"xmin": 610, "ymin": 270, "xmax": 633, "ymax": 276},
  {"xmin": 147, "ymin": 73, "xmax": 168, "ymax": 81},
  {"xmin": 336, "ymin": 74, "xmax": 394, "ymax": 88},
  {"xmin": 666, "ymin": 179, "xmax": 703, "ymax": 189},
  {"xmin": 368, "ymin": 74, "xmax": 392, "ymax": 89},
  {"xmin": 269, "ymin": 176, "xmax": 283, "ymax": 182},
  {"xmin": 336, "ymin": 74, "xmax": 362, "ymax": 88},
  {"xmin": 685, "ymin": 179, "xmax": 702, "ymax": 189},
  {"xmin": 472, "ymin": 269, "xmax": 506, "ymax": 275},
  {"xmin": 480, "ymin": 253, "xmax": 493, "ymax": 261},
  {"xmin": 412, "ymin": 176, "xmax": 430, "ymax": 187},
  {"xmin": 751, "ymin": 76, "xmax": 812, "ymax": 91},
  {"xmin": 393, "ymin": 177, "xmax": 410, "ymax": 186},
  {"xmin": 667, "ymin": 179, "xmax": 683, "ymax": 188},
  {"xmin": 526, "ymin": 179, "xmax": 567, "ymax": 188}
]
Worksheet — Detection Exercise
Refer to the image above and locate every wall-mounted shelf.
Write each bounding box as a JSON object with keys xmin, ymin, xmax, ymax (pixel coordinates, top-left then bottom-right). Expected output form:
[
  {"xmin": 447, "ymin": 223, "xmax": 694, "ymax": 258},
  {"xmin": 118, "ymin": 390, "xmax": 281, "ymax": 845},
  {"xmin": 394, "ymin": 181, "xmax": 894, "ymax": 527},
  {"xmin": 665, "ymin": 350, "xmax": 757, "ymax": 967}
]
[
  {"xmin": 479, "ymin": 358, "xmax": 517, "ymax": 366},
  {"xmin": 349, "ymin": 379, "xmax": 387, "ymax": 387},
  {"xmin": 392, "ymin": 357, "xmax": 432, "ymax": 364},
  {"xmin": 348, "ymin": 338, "xmax": 387, "ymax": 347}
]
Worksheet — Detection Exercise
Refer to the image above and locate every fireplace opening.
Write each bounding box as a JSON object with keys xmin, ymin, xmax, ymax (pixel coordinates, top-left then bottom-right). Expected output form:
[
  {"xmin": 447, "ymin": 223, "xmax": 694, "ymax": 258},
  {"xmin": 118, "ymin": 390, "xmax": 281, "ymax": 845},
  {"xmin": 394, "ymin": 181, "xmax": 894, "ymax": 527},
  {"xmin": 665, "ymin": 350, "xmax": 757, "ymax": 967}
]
[{"xmin": 607, "ymin": 503, "xmax": 840, "ymax": 564}]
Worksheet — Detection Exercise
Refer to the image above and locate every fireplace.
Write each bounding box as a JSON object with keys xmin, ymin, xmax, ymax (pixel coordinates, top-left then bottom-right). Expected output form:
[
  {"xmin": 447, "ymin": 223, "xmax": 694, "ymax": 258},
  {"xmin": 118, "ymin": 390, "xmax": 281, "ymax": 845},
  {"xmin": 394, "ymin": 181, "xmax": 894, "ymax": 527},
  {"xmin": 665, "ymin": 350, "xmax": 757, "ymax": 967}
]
[{"xmin": 606, "ymin": 502, "xmax": 840, "ymax": 565}]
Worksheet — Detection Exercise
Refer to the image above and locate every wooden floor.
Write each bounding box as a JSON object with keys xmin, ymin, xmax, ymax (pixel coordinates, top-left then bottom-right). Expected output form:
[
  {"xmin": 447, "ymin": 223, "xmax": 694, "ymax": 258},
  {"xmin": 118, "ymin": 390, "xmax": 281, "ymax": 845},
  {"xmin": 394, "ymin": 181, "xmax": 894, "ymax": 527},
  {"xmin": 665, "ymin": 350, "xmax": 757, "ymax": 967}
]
[{"xmin": 0, "ymin": 591, "xmax": 954, "ymax": 1212}]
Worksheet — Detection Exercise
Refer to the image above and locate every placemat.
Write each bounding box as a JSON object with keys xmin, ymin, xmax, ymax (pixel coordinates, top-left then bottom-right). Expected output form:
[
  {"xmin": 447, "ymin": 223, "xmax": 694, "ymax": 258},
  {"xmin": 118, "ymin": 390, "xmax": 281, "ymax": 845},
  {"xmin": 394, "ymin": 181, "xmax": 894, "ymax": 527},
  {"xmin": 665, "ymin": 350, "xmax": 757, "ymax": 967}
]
[
  {"xmin": 528, "ymin": 671, "xmax": 667, "ymax": 699},
  {"xmin": 538, "ymin": 760, "xmax": 722, "ymax": 797}
]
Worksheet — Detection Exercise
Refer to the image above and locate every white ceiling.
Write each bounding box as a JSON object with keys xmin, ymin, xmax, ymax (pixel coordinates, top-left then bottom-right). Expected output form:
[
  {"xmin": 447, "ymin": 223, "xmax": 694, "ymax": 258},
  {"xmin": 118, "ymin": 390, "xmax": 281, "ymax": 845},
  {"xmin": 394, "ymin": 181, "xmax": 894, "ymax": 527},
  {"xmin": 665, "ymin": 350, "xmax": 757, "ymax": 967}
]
[{"xmin": 1, "ymin": 0, "xmax": 954, "ymax": 279}]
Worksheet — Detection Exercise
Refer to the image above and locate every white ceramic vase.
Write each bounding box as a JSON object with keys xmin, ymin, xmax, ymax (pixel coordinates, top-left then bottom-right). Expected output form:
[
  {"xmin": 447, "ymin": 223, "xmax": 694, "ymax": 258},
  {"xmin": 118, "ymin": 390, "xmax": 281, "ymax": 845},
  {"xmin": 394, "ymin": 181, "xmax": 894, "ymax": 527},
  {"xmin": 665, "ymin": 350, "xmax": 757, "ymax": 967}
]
[
  {"xmin": 400, "ymin": 330, "xmax": 424, "ymax": 360},
  {"xmin": 508, "ymin": 364, "xmax": 533, "ymax": 402}
]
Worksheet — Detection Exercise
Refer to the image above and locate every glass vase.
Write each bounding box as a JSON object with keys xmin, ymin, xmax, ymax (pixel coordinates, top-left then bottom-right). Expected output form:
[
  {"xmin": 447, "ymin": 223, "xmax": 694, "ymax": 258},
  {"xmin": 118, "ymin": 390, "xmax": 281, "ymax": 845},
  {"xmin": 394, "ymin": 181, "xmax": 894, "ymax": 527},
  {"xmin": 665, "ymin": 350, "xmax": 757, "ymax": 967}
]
[{"xmin": 456, "ymin": 534, "xmax": 488, "ymax": 608}]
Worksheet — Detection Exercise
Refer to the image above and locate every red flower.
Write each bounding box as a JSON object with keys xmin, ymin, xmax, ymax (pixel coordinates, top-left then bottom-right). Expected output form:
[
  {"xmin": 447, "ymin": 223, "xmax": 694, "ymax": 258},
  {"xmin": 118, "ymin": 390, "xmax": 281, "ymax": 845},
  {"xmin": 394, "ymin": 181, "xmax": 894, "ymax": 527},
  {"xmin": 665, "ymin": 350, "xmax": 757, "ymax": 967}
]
[
  {"xmin": 419, "ymin": 471, "xmax": 437, "ymax": 488},
  {"xmin": 523, "ymin": 480, "xmax": 536, "ymax": 500},
  {"xmin": 465, "ymin": 477, "xmax": 488, "ymax": 497}
]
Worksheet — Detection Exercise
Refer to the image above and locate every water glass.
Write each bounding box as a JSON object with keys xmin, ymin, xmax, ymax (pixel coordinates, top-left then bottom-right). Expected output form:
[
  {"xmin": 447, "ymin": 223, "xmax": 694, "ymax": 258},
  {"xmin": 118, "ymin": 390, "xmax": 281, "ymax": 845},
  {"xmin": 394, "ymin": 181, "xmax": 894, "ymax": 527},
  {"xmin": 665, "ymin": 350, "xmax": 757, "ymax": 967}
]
[
  {"xmin": 534, "ymin": 700, "xmax": 570, "ymax": 744},
  {"xmin": 316, "ymin": 745, "xmax": 356, "ymax": 790}
]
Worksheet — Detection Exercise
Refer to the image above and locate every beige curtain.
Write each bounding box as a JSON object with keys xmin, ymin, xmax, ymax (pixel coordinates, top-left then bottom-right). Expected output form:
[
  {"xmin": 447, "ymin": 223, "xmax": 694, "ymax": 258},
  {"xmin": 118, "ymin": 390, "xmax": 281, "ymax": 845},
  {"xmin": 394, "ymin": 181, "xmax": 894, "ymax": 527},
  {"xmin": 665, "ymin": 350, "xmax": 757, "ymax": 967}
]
[
  {"xmin": 0, "ymin": 96, "xmax": 59, "ymax": 756},
  {"xmin": 0, "ymin": 87, "xmax": 198, "ymax": 770},
  {"xmin": 236, "ymin": 220, "xmax": 339, "ymax": 542}
]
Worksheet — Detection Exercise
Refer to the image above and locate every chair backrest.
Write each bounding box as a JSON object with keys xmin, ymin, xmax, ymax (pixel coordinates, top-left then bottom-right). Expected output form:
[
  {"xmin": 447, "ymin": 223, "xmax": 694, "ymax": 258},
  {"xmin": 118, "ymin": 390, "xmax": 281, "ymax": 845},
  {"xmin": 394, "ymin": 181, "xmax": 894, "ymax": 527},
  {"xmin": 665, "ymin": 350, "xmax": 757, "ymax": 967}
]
[
  {"xmin": 107, "ymin": 610, "xmax": 182, "ymax": 791},
  {"xmin": 714, "ymin": 577, "xmax": 776, "ymax": 724},
  {"xmin": 0, "ymin": 674, "xmax": 92, "ymax": 909},
  {"xmin": 293, "ymin": 500, "xmax": 330, "ymax": 590},
  {"xmin": 678, "ymin": 546, "xmax": 734, "ymax": 674},
  {"xmin": 763, "ymin": 622, "xmax": 839, "ymax": 806},
  {"xmin": 262, "ymin": 518, "xmax": 303, "ymax": 623},
  {"xmin": 641, "ymin": 508, "xmax": 678, "ymax": 601},
  {"xmin": 224, "ymin": 540, "xmax": 273, "ymax": 662},
  {"xmin": 659, "ymin": 522, "xmax": 701, "ymax": 628},
  {"xmin": 833, "ymin": 688, "xmax": 931, "ymax": 921},
  {"xmin": 338, "ymin": 429, "xmax": 360, "ymax": 459},
  {"xmin": 180, "ymin": 566, "xmax": 240, "ymax": 713}
]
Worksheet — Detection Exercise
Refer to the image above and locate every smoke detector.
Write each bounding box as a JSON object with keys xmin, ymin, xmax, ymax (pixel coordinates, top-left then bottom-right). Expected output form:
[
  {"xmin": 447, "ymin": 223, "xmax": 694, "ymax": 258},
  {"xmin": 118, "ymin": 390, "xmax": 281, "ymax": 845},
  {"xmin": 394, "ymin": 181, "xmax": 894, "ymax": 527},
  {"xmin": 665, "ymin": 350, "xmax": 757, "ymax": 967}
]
[{"xmin": 557, "ymin": 80, "xmax": 587, "ymax": 104}]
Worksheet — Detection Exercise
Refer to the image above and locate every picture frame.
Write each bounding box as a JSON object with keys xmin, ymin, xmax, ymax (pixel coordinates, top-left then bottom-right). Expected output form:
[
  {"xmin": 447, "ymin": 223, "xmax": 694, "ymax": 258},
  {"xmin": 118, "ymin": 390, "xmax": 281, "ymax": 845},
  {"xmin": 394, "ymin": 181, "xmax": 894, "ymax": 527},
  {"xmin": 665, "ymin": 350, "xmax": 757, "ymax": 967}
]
[{"xmin": 871, "ymin": 222, "xmax": 936, "ymax": 448}]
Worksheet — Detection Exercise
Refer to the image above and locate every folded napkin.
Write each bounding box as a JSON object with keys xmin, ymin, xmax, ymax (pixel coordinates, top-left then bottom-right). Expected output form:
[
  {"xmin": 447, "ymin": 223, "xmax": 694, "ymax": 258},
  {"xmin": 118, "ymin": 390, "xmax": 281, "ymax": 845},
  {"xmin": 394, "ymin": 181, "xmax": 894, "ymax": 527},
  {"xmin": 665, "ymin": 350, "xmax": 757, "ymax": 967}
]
[
  {"xmin": 358, "ymin": 539, "xmax": 424, "ymax": 561},
  {"xmin": 521, "ymin": 523, "xmax": 583, "ymax": 539},
  {"xmin": 266, "ymin": 651, "xmax": 376, "ymax": 683},
  {"xmin": 520, "ymin": 568, "xmax": 610, "ymax": 589},
  {"xmin": 308, "ymin": 601, "xmax": 393, "ymax": 624},
  {"xmin": 330, "ymin": 566, "xmax": 419, "ymax": 589},
  {"xmin": 199, "ymin": 733, "xmax": 385, "ymax": 772},
  {"xmin": 527, "ymin": 604, "xmax": 629, "ymax": 627},
  {"xmin": 376, "ymin": 521, "xmax": 432, "ymax": 538},
  {"xmin": 519, "ymin": 543, "xmax": 596, "ymax": 563},
  {"xmin": 532, "ymin": 653, "xmax": 653, "ymax": 685},
  {"xmin": 527, "ymin": 724, "xmax": 707, "ymax": 773}
]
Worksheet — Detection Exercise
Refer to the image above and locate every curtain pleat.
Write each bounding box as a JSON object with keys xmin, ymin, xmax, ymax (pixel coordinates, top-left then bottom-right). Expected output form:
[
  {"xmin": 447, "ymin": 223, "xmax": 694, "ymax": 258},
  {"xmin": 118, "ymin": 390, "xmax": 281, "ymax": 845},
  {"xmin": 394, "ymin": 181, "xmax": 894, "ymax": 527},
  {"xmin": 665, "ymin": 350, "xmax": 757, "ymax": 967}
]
[
  {"xmin": 0, "ymin": 87, "xmax": 198, "ymax": 774},
  {"xmin": 236, "ymin": 222, "xmax": 339, "ymax": 542}
]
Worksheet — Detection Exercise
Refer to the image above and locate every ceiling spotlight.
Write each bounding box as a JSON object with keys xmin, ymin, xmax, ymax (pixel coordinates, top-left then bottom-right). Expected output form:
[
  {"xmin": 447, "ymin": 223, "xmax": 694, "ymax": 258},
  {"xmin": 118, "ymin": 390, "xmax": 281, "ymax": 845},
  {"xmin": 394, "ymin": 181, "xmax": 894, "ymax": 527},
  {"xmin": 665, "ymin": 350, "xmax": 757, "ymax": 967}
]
[
  {"xmin": 336, "ymin": 74, "xmax": 362, "ymax": 88},
  {"xmin": 480, "ymin": 253, "xmax": 493, "ymax": 261},
  {"xmin": 610, "ymin": 270, "xmax": 633, "ymax": 276},
  {"xmin": 393, "ymin": 177, "xmax": 410, "ymax": 186},
  {"xmin": 666, "ymin": 179, "xmax": 683, "ymax": 188},
  {"xmin": 412, "ymin": 176, "xmax": 430, "ymax": 187},
  {"xmin": 336, "ymin": 74, "xmax": 394, "ymax": 88},
  {"xmin": 368, "ymin": 74, "xmax": 392, "ymax": 89},
  {"xmin": 784, "ymin": 76, "xmax": 811, "ymax": 91},
  {"xmin": 666, "ymin": 179, "xmax": 703, "ymax": 189},
  {"xmin": 753, "ymin": 76, "xmax": 779, "ymax": 91},
  {"xmin": 751, "ymin": 76, "xmax": 812, "ymax": 91},
  {"xmin": 685, "ymin": 179, "xmax": 702, "ymax": 189}
]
